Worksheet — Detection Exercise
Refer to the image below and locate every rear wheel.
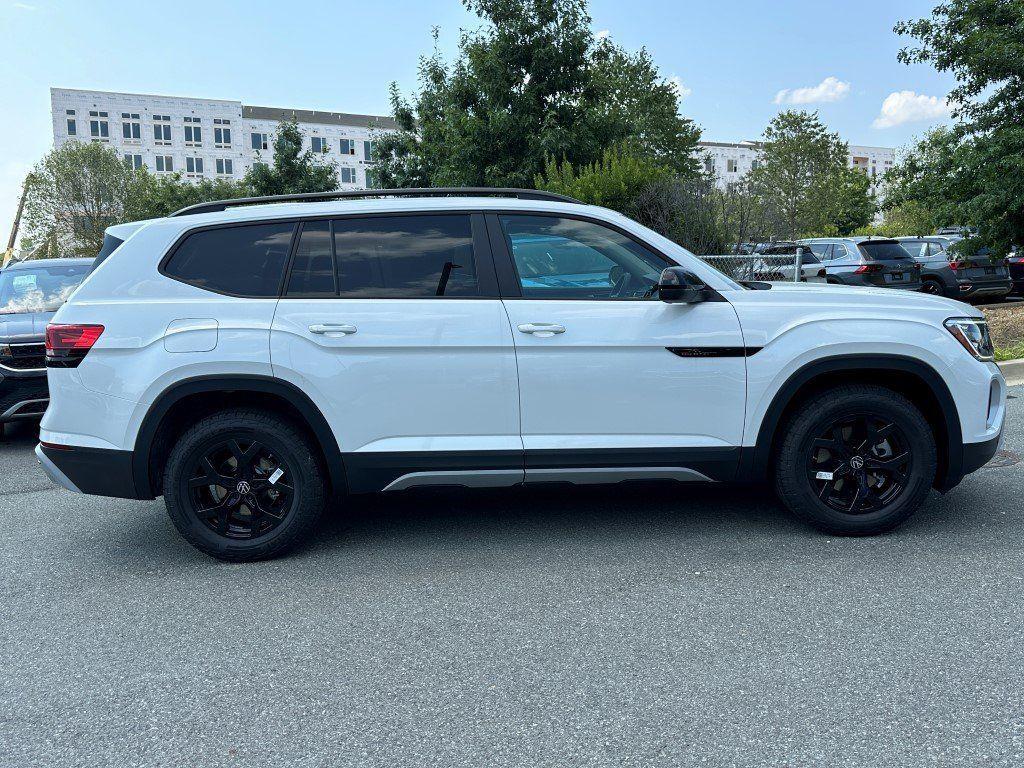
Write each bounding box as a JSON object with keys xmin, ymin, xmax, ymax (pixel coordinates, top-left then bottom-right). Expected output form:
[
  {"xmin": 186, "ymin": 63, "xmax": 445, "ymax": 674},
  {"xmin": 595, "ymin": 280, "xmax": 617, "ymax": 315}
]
[
  {"xmin": 920, "ymin": 278, "xmax": 943, "ymax": 296},
  {"xmin": 163, "ymin": 409, "xmax": 326, "ymax": 561},
  {"xmin": 774, "ymin": 385, "xmax": 937, "ymax": 535}
]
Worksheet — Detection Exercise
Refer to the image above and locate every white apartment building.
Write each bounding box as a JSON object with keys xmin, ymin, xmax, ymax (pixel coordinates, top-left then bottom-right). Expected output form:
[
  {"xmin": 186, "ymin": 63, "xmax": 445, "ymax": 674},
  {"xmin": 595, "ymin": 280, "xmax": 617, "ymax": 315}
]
[
  {"xmin": 700, "ymin": 140, "xmax": 896, "ymax": 197},
  {"xmin": 51, "ymin": 88, "xmax": 398, "ymax": 188}
]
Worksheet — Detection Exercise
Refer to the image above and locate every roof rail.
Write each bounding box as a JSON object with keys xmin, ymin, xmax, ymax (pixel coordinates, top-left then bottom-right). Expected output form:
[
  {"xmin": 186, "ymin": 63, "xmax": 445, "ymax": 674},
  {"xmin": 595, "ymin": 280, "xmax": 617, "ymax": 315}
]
[{"xmin": 168, "ymin": 187, "xmax": 584, "ymax": 217}]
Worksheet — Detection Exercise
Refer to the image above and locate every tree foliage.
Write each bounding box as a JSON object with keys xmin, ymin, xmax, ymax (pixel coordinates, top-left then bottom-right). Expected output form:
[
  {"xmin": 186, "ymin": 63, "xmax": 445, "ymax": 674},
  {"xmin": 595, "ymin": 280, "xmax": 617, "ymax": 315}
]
[
  {"xmin": 747, "ymin": 110, "xmax": 875, "ymax": 239},
  {"xmin": 21, "ymin": 141, "xmax": 149, "ymax": 258},
  {"xmin": 889, "ymin": 0, "xmax": 1024, "ymax": 254},
  {"xmin": 244, "ymin": 119, "xmax": 338, "ymax": 196},
  {"xmin": 535, "ymin": 146, "xmax": 671, "ymax": 212},
  {"xmin": 372, "ymin": 0, "xmax": 701, "ymax": 189}
]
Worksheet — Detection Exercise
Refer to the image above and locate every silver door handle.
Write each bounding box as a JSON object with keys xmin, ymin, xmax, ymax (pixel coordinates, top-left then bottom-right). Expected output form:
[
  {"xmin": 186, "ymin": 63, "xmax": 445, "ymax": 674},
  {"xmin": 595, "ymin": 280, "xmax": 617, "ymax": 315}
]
[
  {"xmin": 309, "ymin": 323, "xmax": 357, "ymax": 336},
  {"xmin": 517, "ymin": 323, "xmax": 565, "ymax": 337}
]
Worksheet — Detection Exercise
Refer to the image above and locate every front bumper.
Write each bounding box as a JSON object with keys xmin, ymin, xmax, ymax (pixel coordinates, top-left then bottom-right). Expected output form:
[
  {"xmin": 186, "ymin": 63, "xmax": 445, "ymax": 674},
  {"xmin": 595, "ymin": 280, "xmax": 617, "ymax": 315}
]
[{"xmin": 0, "ymin": 372, "xmax": 49, "ymax": 423}]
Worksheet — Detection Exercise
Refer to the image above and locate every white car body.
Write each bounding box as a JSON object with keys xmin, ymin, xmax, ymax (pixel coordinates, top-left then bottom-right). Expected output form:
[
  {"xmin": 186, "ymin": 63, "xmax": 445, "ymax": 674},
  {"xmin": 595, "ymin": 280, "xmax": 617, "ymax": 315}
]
[{"xmin": 37, "ymin": 195, "xmax": 1005, "ymax": 504}]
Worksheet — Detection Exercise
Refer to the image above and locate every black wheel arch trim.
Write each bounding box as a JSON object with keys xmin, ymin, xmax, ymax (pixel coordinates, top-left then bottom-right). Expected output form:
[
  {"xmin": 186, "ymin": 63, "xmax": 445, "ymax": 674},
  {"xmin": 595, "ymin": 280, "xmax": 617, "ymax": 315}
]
[
  {"xmin": 132, "ymin": 374, "xmax": 346, "ymax": 499},
  {"xmin": 741, "ymin": 354, "xmax": 964, "ymax": 491}
]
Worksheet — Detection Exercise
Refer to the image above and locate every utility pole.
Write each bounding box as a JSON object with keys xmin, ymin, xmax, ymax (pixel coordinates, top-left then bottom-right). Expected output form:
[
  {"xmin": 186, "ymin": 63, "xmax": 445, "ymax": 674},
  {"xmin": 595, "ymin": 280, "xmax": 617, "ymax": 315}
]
[{"xmin": 3, "ymin": 177, "xmax": 29, "ymax": 268}]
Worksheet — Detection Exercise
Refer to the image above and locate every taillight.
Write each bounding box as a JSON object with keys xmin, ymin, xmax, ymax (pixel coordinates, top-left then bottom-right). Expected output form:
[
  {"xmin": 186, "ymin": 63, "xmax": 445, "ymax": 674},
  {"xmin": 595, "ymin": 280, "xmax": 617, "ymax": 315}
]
[
  {"xmin": 854, "ymin": 264, "xmax": 884, "ymax": 275},
  {"xmin": 949, "ymin": 261, "xmax": 959, "ymax": 271},
  {"xmin": 45, "ymin": 324, "xmax": 104, "ymax": 368}
]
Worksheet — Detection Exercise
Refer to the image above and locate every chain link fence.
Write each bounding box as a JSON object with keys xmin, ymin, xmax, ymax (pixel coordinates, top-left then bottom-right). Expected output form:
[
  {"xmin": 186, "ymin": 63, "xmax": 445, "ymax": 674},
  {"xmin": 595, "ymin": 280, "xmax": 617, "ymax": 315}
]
[{"xmin": 697, "ymin": 247, "xmax": 817, "ymax": 283}]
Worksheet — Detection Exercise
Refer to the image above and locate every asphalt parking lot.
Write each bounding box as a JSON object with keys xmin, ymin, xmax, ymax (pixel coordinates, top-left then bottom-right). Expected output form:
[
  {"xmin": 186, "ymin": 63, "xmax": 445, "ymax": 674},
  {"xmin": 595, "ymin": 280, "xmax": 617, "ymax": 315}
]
[{"xmin": 2, "ymin": 386, "xmax": 1023, "ymax": 768}]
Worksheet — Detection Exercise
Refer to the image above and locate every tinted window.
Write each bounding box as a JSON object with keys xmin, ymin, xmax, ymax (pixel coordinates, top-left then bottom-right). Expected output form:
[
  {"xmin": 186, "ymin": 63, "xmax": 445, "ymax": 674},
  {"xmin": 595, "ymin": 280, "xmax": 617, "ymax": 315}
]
[
  {"xmin": 499, "ymin": 215, "xmax": 666, "ymax": 299},
  {"xmin": 285, "ymin": 222, "xmax": 335, "ymax": 296},
  {"xmin": 832, "ymin": 243, "xmax": 848, "ymax": 258},
  {"xmin": 164, "ymin": 223, "xmax": 294, "ymax": 296},
  {"xmin": 858, "ymin": 241, "xmax": 914, "ymax": 261},
  {"xmin": 334, "ymin": 215, "xmax": 478, "ymax": 298},
  {"xmin": 807, "ymin": 243, "xmax": 831, "ymax": 259},
  {"xmin": 91, "ymin": 232, "xmax": 125, "ymax": 272},
  {"xmin": 898, "ymin": 241, "xmax": 929, "ymax": 258}
]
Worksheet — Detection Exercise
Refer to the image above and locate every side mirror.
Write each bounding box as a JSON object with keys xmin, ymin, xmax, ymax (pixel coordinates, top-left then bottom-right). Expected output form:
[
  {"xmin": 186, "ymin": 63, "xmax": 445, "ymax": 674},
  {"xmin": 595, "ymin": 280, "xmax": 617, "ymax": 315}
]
[{"xmin": 657, "ymin": 267, "xmax": 706, "ymax": 304}]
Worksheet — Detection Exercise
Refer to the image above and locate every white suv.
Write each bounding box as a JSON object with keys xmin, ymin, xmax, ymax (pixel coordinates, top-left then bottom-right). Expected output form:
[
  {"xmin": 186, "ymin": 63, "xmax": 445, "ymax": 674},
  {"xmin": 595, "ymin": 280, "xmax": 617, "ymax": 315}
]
[{"xmin": 36, "ymin": 189, "xmax": 1006, "ymax": 561}]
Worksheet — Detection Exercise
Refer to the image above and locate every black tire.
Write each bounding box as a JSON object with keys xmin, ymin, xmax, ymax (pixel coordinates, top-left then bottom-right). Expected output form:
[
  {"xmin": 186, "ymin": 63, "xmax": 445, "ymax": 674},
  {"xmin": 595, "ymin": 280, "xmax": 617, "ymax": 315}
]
[
  {"xmin": 163, "ymin": 408, "xmax": 326, "ymax": 561},
  {"xmin": 774, "ymin": 384, "xmax": 937, "ymax": 536},
  {"xmin": 920, "ymin": 278, "xmax": 944, "ymax": 296}
]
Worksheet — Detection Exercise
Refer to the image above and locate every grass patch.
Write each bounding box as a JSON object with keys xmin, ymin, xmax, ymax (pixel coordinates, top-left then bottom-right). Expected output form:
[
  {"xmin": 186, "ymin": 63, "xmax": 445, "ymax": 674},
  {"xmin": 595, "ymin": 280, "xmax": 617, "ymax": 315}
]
[{"xmin": 995, "ymin": 344, "xmax": 1024, "ymax": 363}]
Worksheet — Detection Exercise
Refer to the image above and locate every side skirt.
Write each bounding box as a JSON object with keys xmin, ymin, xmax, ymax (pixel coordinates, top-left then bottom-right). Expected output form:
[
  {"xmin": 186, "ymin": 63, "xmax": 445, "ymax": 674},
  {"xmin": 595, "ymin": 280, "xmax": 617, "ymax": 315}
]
[{"xmin": 344, "ymin": 447, "xmax": 740, "ymax": 494}]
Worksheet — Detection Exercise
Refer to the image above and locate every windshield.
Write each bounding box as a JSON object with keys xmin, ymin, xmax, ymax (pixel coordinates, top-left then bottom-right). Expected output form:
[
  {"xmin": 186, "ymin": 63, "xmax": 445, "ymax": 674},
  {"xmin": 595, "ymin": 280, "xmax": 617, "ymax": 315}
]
[
  {"xmin": 0, "ymin": 263, "xmax": 91, "ymax": 314},
  {"xmin": 857, "ymin": 241, "xmax": 914, "ymax": 261}
]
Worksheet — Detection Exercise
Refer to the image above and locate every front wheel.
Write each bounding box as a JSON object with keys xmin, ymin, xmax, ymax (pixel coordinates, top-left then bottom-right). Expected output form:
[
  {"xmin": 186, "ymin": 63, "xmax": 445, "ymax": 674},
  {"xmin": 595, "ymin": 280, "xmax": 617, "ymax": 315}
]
[
  {"xmin": 163, "ymin": 409, "xmax": 326, "ymax": 561},
  {"xmin": 774, "ymin": 385, "xmax": 937, "ymax": 535}
]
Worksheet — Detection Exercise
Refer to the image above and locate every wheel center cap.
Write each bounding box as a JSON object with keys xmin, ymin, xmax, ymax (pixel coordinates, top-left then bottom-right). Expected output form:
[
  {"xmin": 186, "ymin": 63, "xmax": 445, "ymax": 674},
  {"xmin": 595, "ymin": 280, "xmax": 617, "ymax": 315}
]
[
  {"xmin": 850, "ymin": 456, "xmax": 865, "ymax": 470},
  {"xmin": 236, "ymin": 480, "xmax": 252, "ymax": 495}
]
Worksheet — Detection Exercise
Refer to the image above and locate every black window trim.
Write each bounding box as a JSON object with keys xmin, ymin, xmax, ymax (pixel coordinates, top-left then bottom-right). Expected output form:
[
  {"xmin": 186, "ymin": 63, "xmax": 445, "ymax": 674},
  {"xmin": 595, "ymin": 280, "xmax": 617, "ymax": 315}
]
[
  {"xmin": 484, "ymin": 210, "xmax": 679, "ymax": 301},
  {"xmin": 160, "ymin": 210, "xmax": 501, "ymax": 300}
]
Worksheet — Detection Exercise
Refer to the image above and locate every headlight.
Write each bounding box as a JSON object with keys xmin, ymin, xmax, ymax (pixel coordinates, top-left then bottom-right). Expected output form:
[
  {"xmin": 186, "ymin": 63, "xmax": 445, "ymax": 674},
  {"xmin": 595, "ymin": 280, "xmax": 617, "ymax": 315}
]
[{"xmin": 944, "ymin": 317, "xmax": 995, "ymax": 361}]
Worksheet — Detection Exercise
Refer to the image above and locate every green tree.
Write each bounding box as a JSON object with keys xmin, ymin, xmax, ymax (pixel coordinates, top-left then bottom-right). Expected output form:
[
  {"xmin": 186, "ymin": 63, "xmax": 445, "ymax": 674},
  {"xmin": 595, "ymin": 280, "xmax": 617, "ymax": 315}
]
[
  {"xmin": 535, "ymin": 146, "xmax": 672, "ymax": 212},
  {"xmin": 373, "ymin": 0, "xmax": 700, "ymax": 189},
  {"xmin": 21, "ymin": 141, "xmax": 149, "ymax": 258},
  {"xmin": 890, "ymin": 0, "xmax": 1024, "ymax": 255},
  {"xmin": 748, "ymin": 110, "xmax": 874, "ymax": 238},
  {"xmin": 244, "ymin": 119, "xmax": 338, "ymax": 196},
  {"xmin": 130, "ymin": 173, "xmax": 250, "ymax": 219}
]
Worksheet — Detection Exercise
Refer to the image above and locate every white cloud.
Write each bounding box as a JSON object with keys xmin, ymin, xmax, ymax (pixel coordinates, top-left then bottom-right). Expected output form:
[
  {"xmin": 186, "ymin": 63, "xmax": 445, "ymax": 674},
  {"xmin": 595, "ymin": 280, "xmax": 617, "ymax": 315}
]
[
  {"xmin": 774, "ymin": 76, "xmax": 850, "ymax": 105},
  {"xmin": 668, "ymin": 75, "xmax": 692, "ymax": 101},
  {"xmin": 595, "ymin": 29, "xmax": 610, "ymax": 40},
  {"xmin": 12, "ymin": 2, "xmax": 37, "ymax": 9},
  {"xmin": 872, "ymin": 90, "xmax": 953, "ymax": 129}
]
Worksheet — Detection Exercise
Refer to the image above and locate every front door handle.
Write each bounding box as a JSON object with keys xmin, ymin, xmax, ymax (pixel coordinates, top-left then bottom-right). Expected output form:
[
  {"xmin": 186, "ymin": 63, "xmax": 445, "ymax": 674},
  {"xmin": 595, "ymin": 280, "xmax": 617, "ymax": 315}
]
[
  {"xmin": 309, "ymin": 323, "xmax": 357, "ymax": 336},
  {"xmin": 517, "ymin": 323, "xmax": 566, "ymax": 337}
]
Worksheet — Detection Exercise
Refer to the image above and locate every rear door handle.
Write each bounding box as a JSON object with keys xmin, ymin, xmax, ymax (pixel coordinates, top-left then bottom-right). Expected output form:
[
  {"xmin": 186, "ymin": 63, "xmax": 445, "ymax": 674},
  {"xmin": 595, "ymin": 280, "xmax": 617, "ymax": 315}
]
[
  {"xmin": 517, "ymin": 323, "xmax": 565, "ymax": 337},
  {"xmin": 309, "ymin": 323, "xmax": 357, "ymax": 336}
]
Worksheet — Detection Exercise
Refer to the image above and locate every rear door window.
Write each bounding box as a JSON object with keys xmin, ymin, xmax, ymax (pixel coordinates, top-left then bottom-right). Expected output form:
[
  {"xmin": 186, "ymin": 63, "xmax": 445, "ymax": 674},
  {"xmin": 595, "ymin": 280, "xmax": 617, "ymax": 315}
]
[
  {"xmin": 333, "ymin": 214, "xmax": 480, "ymax": 298},
  {"xmin": 285, "ymin": 221, "xmax": 335, "ymax": 297},
  {"xmin": 163, "ymin": 223, "xmax": 295, "ymax": 297}
]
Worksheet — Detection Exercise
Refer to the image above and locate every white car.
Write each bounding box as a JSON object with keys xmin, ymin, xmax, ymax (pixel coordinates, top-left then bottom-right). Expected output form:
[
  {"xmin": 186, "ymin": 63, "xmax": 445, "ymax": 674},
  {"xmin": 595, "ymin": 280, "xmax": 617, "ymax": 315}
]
[{"xmin": 36, "ymin": 189, "xmax": 1006, "ymax": 561}]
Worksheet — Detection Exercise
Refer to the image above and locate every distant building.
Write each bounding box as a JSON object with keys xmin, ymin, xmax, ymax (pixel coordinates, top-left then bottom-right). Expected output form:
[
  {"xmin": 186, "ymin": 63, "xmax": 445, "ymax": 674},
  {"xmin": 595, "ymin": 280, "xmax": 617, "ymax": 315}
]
[
  {"xmin": 699, "ymin": 140, "xmax": 896, "ymax": 197},
  {"xmin": 50, "ymin": 87, "xmax": 398, "ymax": 188}
]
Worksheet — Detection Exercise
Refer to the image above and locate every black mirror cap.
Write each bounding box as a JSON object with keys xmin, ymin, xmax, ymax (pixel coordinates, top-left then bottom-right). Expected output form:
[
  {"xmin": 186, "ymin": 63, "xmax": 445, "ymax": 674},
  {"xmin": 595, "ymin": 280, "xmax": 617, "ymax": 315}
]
[{"xmin": 658, "ymin": 267, "xmax": 707, "ymax": 304}]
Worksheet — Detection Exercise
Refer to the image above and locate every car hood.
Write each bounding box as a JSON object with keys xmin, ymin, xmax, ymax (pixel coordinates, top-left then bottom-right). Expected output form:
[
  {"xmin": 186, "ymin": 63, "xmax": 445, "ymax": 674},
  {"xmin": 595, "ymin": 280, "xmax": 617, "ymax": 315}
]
[
  {"xmin": 725, "ymin": 282, "xmax": 983, "ymax": 351},
  {"xmin": 0, "ymin": 311, "xmax": 54, "ymax": 343}
]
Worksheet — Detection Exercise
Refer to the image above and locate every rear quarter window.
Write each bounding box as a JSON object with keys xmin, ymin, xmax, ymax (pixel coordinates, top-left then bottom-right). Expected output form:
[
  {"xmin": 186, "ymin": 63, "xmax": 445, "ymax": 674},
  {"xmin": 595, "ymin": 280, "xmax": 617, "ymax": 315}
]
[{"xmin": 163, "ymin": 223, "xmax": 295, "ymax": 297}]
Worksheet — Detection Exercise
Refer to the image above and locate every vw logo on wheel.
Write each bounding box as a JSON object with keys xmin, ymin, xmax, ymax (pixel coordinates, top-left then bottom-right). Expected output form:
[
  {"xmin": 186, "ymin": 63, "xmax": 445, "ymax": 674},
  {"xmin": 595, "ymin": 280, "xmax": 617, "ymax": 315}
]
[
  {"xmin": 850, "ymin": 456, "xmax": 865, "ymax": 470},
  {"xmin": 235, "ymin": 480, "xmax": 252, "ymax": 495}
]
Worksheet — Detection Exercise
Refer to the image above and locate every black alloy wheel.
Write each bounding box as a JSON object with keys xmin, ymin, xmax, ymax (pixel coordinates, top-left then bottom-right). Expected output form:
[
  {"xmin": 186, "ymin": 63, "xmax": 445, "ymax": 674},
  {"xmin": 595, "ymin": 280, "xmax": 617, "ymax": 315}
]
[
  {"xmin": 185, "ymin": 437, "xmax": 295, "ymax": 540},
  {"xmin": 808, "ymin": 414, "xmax": 911, "ymax": 515}
]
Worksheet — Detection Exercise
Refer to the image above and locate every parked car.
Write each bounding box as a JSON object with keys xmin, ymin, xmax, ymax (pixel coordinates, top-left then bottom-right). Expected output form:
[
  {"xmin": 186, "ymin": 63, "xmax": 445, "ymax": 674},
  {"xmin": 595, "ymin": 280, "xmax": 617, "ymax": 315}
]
[
  {"xmin": 730, "ymin": 242, "xmax": 826, "ymax": 283},
  {"xmin": 798, "ymin": 238, "xmax": 923, "ymax": 291},
  {"xmin": 0, "ymin": 257, "xmax": 93, "ymax": 436},
  {"xmin": 1009, "ymin": 248, "xmax": 1024, "ymax": 296},
  {"xmin": 37, "ymin": 189, "xmax": 1005, "ymax": 561},
  {"xmin": 894, "ymin": 236, "xmax": 1013, "ymax": 301}
]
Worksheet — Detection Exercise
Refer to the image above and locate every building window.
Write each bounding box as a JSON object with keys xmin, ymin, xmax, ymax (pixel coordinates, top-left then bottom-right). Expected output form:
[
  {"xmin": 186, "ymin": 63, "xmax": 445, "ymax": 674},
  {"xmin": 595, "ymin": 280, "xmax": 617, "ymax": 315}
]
[
  {"xmin": 184, "ymin": 117, "xmax": 202, "ymax": 146},
  {"xmin": 123, "ymin": 153, "xmax": 143, "ymax": 170},
  {"xmin": 185, "ymin": 156, "xmax": 204, "ymax": 177},
  {"xmin": 727, "ymin": 159, "xmax": 738, "ymax": 173},
  {"xmin": 67, "ymin": 118, "xmax": 77, "ymax": 136},
  {"xmin": 703, "ymin": 157, "xmax": 714, "ymax": 173},
  {"xmin": 152, "ymin": 115, "xmax": 172, "ymax": 145},
  {"xmin": 251, "ymin": 132, "xmax": 269, "ymax": 151},
  {"xmin": 339, "ymin": 138, "xmax": 355, "ymax": 155},
  {"xmin": 214, "ymin": 119, "xmax": 232, "ymax": 148},
  {"xmin": 89, "ymin": 111, "xmax": 109, "ymax": 140},
  {"xmin": 363, "ymin": 140, "xmax": 375, "ymax": 162},
  {"xmin": 339, "ymin": 167, "xmax": 357, "ymax": 184},
  {"xmin": 215, "ymin": 158, "xmax": 234, "ymax": 175},
  {"xmin": 155, "ymin": 155, "xmax": 174, "ymax": 173},
  {"xmin": 311, "ymin": 137, "xmax": 329, "ymax": 154},
  {"xmin": 750, "ymin": 159, "xmax": 760, "ymax": 170},
  {"xmin": 121, "ymin": 113, "xmax": 141, "ymax": 141}
]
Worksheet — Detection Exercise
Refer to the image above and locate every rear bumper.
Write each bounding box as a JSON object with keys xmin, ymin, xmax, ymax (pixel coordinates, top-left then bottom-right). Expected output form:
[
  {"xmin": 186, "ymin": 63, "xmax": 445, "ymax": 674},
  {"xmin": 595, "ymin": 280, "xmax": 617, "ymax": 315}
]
[
  {"xmin": 36, "ymin": 442, "xmax": 143, "ymax": 499},
  {"xmin": 956, "ymin": 279, "xmax": 1013, "ymax": 297}
]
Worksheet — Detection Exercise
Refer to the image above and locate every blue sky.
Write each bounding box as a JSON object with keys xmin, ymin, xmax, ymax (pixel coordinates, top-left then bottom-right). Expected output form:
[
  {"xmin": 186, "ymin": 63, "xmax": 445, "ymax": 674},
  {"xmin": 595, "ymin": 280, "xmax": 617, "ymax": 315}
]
[{"xmin": 0, "ymin": 0, "xmax": 957, "ymax": 234}]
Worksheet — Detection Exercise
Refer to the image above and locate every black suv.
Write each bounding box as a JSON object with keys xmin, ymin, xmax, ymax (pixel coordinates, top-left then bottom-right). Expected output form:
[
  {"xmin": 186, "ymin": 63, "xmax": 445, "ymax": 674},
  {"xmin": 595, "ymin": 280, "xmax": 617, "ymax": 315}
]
[
  {"xmin": 896, "ymin": 236, "xmax": 1013, "ymax": 301},
  {"xmin": 798, "ymin": 238, "xmax": 922, "ymax": 291}
]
